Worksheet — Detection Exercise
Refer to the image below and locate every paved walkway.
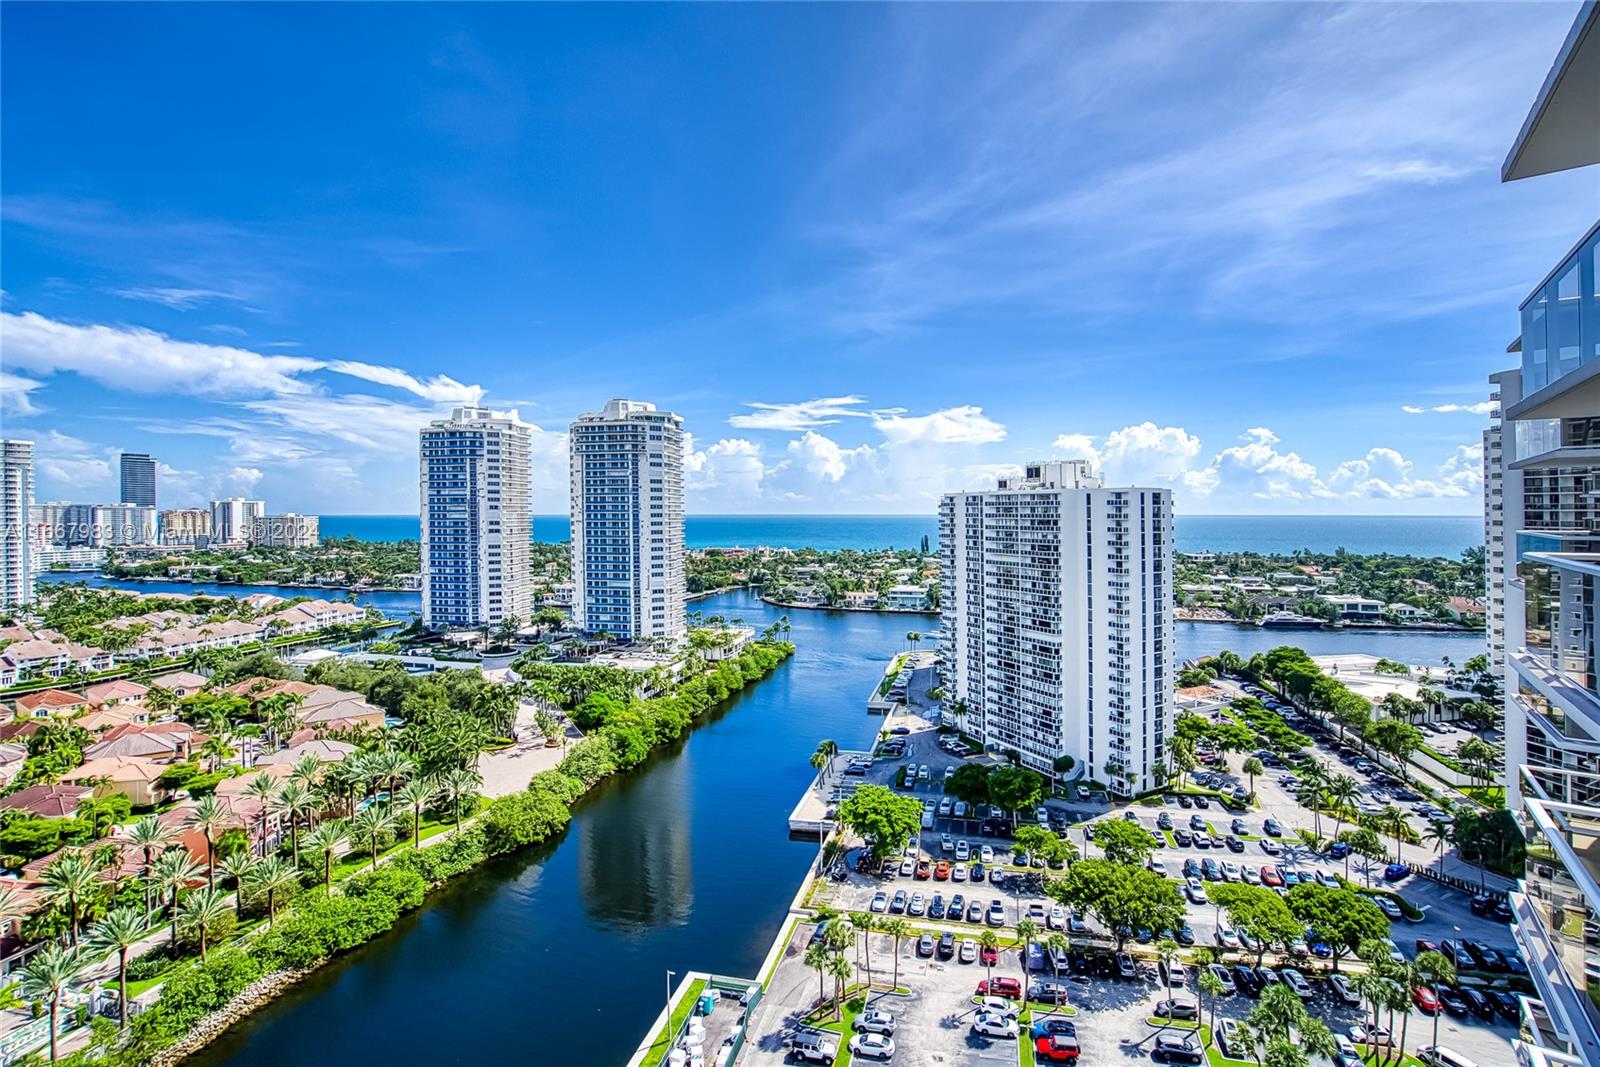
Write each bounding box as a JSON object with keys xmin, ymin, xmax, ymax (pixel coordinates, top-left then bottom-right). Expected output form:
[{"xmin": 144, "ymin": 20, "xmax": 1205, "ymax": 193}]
[{"xmin": 477, "ymin": 699, "xmax": 583, "ymax": 798}]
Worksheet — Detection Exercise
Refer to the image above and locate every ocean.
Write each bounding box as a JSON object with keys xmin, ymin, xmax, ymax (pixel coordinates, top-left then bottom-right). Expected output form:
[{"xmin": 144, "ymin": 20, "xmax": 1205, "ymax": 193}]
[{"xmin": 319, "ymin": 513, "xmax": 1481, "ymax": 558}]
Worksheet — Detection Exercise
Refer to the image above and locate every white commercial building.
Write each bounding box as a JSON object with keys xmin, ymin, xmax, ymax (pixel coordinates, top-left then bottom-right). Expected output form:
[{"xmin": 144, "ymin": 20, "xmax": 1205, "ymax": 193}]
[
  {"xmin": 420, "ymin": 406, "xmax": 533, "ymax": 631},
  {"xmin": 568, "ymin": 398, "xmax": 686, "ymax": 643},
  {"xmin": 1489, "ymin": 6, "xmax": 1600, "ymax": 1066},
  {"xmin": 0, "ymin": 440, "xmax": 34, "ymax": 608},
  {"xmin": 90, "ymin": 503, "xmax": 156, "ymax": 547},
  {"xmin": 938, "ymin": 461, "xmax": 1173, "ymax": 794},
  {"xmin": 210, "ymin": 498, "xmax": 264, "ymax": 544},
  {"xmin": 159, "ymin": 508, "xmax": 212, "ymax": 548},
  {"xmin": 248, "ymin": 512, "xmax": 320, "ymax": 549},
  {"xmin": 1484, "ymin": 369, "xmax": 1516, "ymax": 671}
]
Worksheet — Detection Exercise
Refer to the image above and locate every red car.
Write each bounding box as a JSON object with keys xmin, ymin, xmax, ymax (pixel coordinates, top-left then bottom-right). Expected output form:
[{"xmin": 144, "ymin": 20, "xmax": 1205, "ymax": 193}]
[
  {"xmin": 1415, "ymin": 939, "xmax": 1440, "ymax": 955},
  {"xmin": 977, "ymin": 976, "xmax": 1022, "ymax": 999},
  {"xmin": 1035, "ymin": 1035, "xmax": 1081, "ymax": 1062},
  {"xmin": 1413, "ymin": 986, "xmax": 1440, "ymax": 1014},
  {"xmin": 980, "ymin": 944, "xmax": 999, "ymax": 966},
  {"xmin": 1260, "ymin": 866, "xmax": 1284, "ymax": 887},
  {"xmin": 934, "ymin": 861, "xmax": 951, "ymax": 881},
  {"xmin": 915, "ymin": 861, "xmax": 931, "ymax": 880}
]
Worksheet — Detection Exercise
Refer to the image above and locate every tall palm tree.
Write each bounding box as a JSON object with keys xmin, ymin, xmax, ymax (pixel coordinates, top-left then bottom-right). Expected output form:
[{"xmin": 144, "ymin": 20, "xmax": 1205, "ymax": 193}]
[
  {"xmin": 289, "ymin": 753, "xmax": 323, "ymax": 792},
  {"xmin": 370, "ymin": 748, "xmax": 414, "ymax": 798},
  {"xmin": 20, "ymin": 943, "xmax": 81, "ymax": 1062},
  {"xmin": 809, "ymin": 740, "xmax": 838, "ymax": 785},
  {"xmin": 881, "ymin": 917, "xmax": 911, "ymax": 991},
  {"xmin": 1015, "ymin": 917, "xmax": 1040, "ymax": 1004},
  {"xmin": 351, "ymin": 804, "xmax": 397, "ymax": 871},
  {"xmin": 440, "ymin": 766, "xmax": 481, "ymax": 828},
  {"xmin": 245, "ymin": 856, "xmax": 299, "ymax": 927},
  {"xmin": 1295, "ymin": 766, "xmax": 1329, "ymax": 839},
  {"xmin": 127, "ymin": 816, "xmax": 169, "ymax": 923},
  {"xmin": 152, "ymin": 848, "xmax": 205, "ymax": 947},
  {"xmin": 1381, "ymin": 804, "xmax": 1408, "ymax": 864},
  {"xmin": 825, "ymin": 952, "xmax": 851, "ymax": 1020},
  {"xmin": 978, "ymin": 929, "xmax": 1001, "ymax": 993},
  {"xmin": 803, "ymin": 942, "xmax": 831, "ymax": 1015},
  {"xmin": 243, "ymin": 773, "xmax": 281, "ymax": 856},
  {"xmin": 849, "ymin": 911, "xmax": 875, "ymax": 987},
  {"xmin": 1415, "ymin": 950, "xmax": 1456, "ymax": 1052},
  {"xmin": 186, "ymin": 795, "xmax": 230, "ymax": 888},
  {"xmin": 1325, "ymin": 774, "xmax": 1360, "ymax": 843},
  {"xmin": 1422, "ymin": 818, "xmax": 1453, "ymax": 873},
  {"xmin": 1198, "ymin": 968, "xmax": 1226, "ymax": 1045},
  {"xmin": 275, "ymin": 780, "xmax": 314, "ymax": 866},
  {"xmin": 305, "ymin": 819, "xmax": 348, "ymax": 889},
  {"xmin": 88, "ymin": 907, "xmax": 144, "ymax": 1028},
  {"xmin": 219, "ymin": 852, "xmax": 256, "ymax": 920},
  {"xmin": 41, "ymin": 851, "xmax": 97, "ymax": 947},
  {"xmin": 396, "ymin": 777, "xmax": 437, "ymax": 848},
  {"xmin": 179, "ymin": 886, "xmax": 232, "ymax": 960}
]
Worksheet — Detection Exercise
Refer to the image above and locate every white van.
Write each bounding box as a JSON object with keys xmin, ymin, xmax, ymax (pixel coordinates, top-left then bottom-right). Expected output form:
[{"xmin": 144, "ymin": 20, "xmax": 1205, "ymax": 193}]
[{"xmin": 1418, "ymin": 1049, "xmax": 1479, "ymax": 1067}]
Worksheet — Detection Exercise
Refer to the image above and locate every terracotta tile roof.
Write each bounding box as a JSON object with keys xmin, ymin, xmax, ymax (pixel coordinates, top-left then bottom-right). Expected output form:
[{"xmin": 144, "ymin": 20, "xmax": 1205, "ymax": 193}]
[{"xmin": 0, "ymin": 784, "xmax": 92, "ymax": 819}]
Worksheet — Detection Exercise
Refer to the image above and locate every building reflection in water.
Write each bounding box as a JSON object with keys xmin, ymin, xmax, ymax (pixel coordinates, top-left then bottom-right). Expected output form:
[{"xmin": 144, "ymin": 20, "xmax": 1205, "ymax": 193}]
[{"xmin": 578, "ymin": 748, "xmax": 693, "ymax": 928}]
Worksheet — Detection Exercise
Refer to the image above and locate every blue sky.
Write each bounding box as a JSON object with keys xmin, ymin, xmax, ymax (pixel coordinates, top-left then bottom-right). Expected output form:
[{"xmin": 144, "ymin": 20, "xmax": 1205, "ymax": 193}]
[{"xmin": 3, "ymin": 2, "xmax": 1595, "ymax": 517}]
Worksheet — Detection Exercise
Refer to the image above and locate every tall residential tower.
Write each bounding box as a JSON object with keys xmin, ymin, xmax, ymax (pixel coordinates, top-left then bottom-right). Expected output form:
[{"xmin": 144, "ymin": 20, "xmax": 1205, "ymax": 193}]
[
  {"xmin": 1489, "ymin": 4, "xmax": 1600, "ymax": 1066},
  {"xmin": 420, "ymin": 406, "xmax": 533, "ymax": 631},
  {"xmin": 569, "ymin": 398, "xmax": 686, "ymax": 643},
  {"xmin": 119, "ymin": 452, "xmax": 156, "ymax": 507},
  {"xmin": 0, "ymin": 440, "xmax": 34, "ymax": 609},
  {"xmin": 939, "ymin": 461, "xmax": 1173, "ymax": 794}
]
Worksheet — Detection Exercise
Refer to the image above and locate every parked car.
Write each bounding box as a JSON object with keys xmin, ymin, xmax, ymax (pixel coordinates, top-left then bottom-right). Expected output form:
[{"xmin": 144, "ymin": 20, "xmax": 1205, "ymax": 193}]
[
  {"xmin": 848, "ymin": 1033, "xmax": 895, "ymax": 1060},
  {"xmin": 1331, "ymin": 974, "xmax": 1360, "ymax": 1006},
  {"xmin": 1413, "ymin": 986, "xmax": 1440, "ymax": 1014},
  {"xmin": 1116, "ymin": 952, "xmax": 1138, "ymax": 979},
  {"xmin": 1281, "ymin": 968, "xmax": 1312, "ymax": 998},
  {"xmin": 959, "ymin": 938, "xmax": 978, "ymax": 963},
  {"xmin": 1035, "ymin": 1034, "xmax": 1081, "ymax": 1062},
  {"xmin": 1375, "ymin": 896, "xmax": 1403, "ymax": 920},
  {"xmin": 1155, "ymin": 998, "xmax": 1199, "ymax": 1020},
  {"xmin": 938, "ymin": 931, "xmax": 955, "ymax": 960},
  {"xmin": 855, "ymin": 1009, "xmax": 897, "ymax": 1035},
  {"xmin": 1437, "ymin": 987, "xmax": 1471, "ymax": 1016},
  {"xmin": 1208, "ymin": 964, "xmax": 1237, "ymax": 995},
  {"xmin": 972, "ymin": 1012, "xmax": 1019, "ymax": 1038},
  {"xmin": 1349, "ymin": 1024, "xmax": 1393, "ymax": 1047},
  {"xmin": 787, "ymin": 1029, "xmax": 839, "ymax": 1064},
  {"xmin": 1152, "ymin": 1035, "xmax": 1203, "ymax": 1064},
  {"xmin": 869, "ymin": 891, "xmax": 888, "ymax": 913},
  {"xmin": 977, "ymin": 976, "xmax": 1023, "ymax": 999}
]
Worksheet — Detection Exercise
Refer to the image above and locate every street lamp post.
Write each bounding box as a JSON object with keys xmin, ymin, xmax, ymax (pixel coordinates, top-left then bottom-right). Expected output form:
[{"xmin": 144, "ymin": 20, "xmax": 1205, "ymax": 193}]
[{"xmin": 665, "ymin": 969, "xmax": 676, "ymax": 1043}]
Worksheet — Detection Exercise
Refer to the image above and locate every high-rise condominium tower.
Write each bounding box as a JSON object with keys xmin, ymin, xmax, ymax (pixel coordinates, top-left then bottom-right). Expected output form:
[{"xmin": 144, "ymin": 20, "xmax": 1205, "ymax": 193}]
[
  {"xmin": 210, "ymin": 498, "xmax": 264, "ymax": 544},
  {"xmin": 420, "ymin": 406, "xmax": 533, "ymax": 630},
  {"xmin": 1487, "ymin": 5, "xmax": 1600, "ymax": 1065},
  {"xmin": 119, "ymin": 452, "xmax": 156, "ymax": 506},
  {"xmin": 939, "ymin": 461, "xmax": 1173, "ymax": 794},
  {"xmin": 569, "ymin": 398, "xmax": 686, "ymax": 643},
  {"xmin": 0, "ymin": 440, "xmax": 34, "ymax": 608}
]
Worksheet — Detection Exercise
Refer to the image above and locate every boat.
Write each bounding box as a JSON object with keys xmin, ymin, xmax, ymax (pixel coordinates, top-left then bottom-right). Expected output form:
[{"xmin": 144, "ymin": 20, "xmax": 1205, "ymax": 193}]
[{"xmin": 1258, "ymin": 611, "xmax": 1326, "ymax": 630}]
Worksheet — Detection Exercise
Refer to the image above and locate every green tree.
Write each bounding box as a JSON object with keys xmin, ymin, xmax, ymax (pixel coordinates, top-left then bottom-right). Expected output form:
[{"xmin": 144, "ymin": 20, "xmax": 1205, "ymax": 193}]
[
  {"xmin": 396, "ymin": 777, "xmax": 438, "ymax": 848},
  {"xmin": 1241, "ymin": 756, "xmax": 1265, "ymax": 796},
  {"xmin": 350, "ymin": 804, "xmax": 397, "ymax": 871},
  {"xmin": 246, "ymin": 855, "xmax": 301, "ymax": 927},
  {"xmin": 186, "ymin": 794, "xmax": 230, "ymax": 889},
  {"xmin": 1198, "ymin": 967, "xmax": 1226, "ymax": 1044},
  {"xmin": 945, "ymin": 764, "xmax": 992, "ymax": 808},
  {"xmin": 1048, "ymin": 860, "xmax": 1183, "ymax": 951},
  {"xmin": 1209, "ymin": 883, "xmax": 1302, "ymax": 967},
  {"xmin": 178, "ymin": 886, "xmax": 233, "ymax": 960},
  {"xmin": 1415, "ymin": 949, "xmax": 1457, "ymax": 1052},
  {"xmin": 20, "ymin": 943, "xmax": 81, "ymax": 1062},
  {"xmin": 988, "ymin": 766, "xmax": 1046, "ymax": 824},
  {"xmin": 152, "ymin": 848, "xmax": 204, "ymax": 947},
  {"xmin": 881, "ymin": 917, "xmax": 910, "ymax": 991},
  {"xmin": 835, "ymin": 785, "xmax": 923, "ymax": 859},
  {"xmin": 1092, "ymin": 819, "xmax": 1156, "ymax": 866},
  {"xmin": 88, "ymin": 906, "xmax": 145, "ymax": 1028},
  {"xmin": 1286, "ymin": 883, "xmax": 1389, "ymax": 972},
  {"xmin": 803, "ymin": 942, "xmax": 831, "ymax": 1015},
  {"xmin": 305, "ymin": 819, "xmax": 348, "ymax": 889},
  {"xmin": 40, "ymin": 850, "xmax": 97, "ymax": 948},
  {"xmin": 978, "ymin": 929, "xmax": 1000, "ymax": 991},
  {"xmin": 1016, "ymin": 916, "xmax": 1039, "ymax": 1001}
]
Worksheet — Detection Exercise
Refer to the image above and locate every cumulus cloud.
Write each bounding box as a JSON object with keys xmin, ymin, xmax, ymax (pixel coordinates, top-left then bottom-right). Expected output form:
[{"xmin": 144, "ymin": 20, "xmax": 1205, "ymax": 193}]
[
  {"xmin": 32, "ymin": 431, "xmax": 114, "ymax": 493},
  {"xmin": 872, "ymin": 405, "xmax": 1006, "ymax": 445},
  {"xmin": 685, "ymin": 437, "xmax": 769, "ymax": 497},
  {"xmin": 787, "ymin": 430, "xmax": 877, "ymax": 482},
  {"xmin": 728, "ymin": 396, "xmax": 876, "ymax": 431},
  {"xmin": 1206, "ymin": 428, "xmax": 1331, "ymax": 501}
]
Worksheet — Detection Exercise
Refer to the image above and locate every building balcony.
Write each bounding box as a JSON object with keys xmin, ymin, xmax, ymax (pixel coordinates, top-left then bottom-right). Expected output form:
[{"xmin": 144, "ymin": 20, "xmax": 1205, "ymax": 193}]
[{"xmin": 1514, "ymin": 650, "xmax": 1600, "ymax": 742}]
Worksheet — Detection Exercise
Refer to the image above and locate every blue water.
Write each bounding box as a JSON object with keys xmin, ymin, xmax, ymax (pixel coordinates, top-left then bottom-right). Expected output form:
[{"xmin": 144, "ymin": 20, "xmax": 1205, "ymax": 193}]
[{"xmin": 320, "ymin": 513, "xmax": 1482, "ymax": 558}]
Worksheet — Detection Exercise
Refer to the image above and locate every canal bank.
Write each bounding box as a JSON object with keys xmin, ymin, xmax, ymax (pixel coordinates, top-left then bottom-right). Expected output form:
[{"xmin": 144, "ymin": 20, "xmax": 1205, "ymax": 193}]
[{"xmin": 30, "ymin": 577, "xmax": 1484, "ymax": 1065}]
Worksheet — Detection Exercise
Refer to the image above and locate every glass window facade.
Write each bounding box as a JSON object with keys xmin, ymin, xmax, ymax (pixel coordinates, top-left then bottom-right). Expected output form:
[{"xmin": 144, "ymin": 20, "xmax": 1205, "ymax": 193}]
[{"xmin": 1523, "ymin": 222, "xmax": 1600, "ymax": 394}]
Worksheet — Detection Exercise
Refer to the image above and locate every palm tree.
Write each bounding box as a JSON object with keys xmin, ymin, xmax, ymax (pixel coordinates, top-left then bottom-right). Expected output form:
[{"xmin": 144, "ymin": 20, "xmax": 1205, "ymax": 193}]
[
  {"xmin": 396, "ymin": 777, "xmax": 437, "ymax": 848},
  {"xmin": 1390, "ymin": 961, "xmax": 1423, "ymax": 1066},
  {"xmin": 825, "ymin": 952, "xmax": 851, "ymax": 1020},
  {"xmin": 1325, "ymin": 774, "xmax": 1360, "ymax": 843},
  {"xmin": 978, "ymin": 929, "xmax": 1000, "ymax": 992},
  {"xmin": 1198, "ymin": 968, "xmax": 1226, "ymax": 1045},
  {"xmin": 88, "ymin": 907, "xmax": 144, "ymax": 1028},
  {"xmin": 1295, "ymin": 765, "xmax": 1329, "ymax": 839},
  {"xmin": 243, "ymin": 773, "xmax": 281, "ymax": 856},
  {"xmin": 41, "ymin": 851, "xmax": 97, "ymax": 947},
  {"xmin": 1015, "ymin": 917, "xmax": 1039, "ymax": 1003},
  {"xmin": 186, "ymin": 794, "xmax": 230, "ymax": 888},
  {"xmin": 219, "ymin": 852, "xmax": 256, "ymax": 919},
  {"xmin": 179, "ymin": 886, "xmax": 232, "ymax": 960},
  {"xmin": 128, "ymin": 816, "xmax": 169, "ymax": 923},
  {"xmin": 152, "ymin": 848, "xmax": 205, "ymax": 947},
  {"xmin": 881, "ymin": 917, "xmax": 911, "ymax": 991},
  {"xmin": 20, "ymin": 943, "xmax": 82, "ymax": 1061},
  {"xmin": 1241, "ymin": 756, "xmax": 1265, "ymax": 796},
  {"xmin": 1422, "ymin": 818, "xmax": 1453, "ymax": 874},
  {"xmin": 245, "ymin": 856, "xmax": 299, "ymax": 927},
  {"xmin": 803, "ymin": 942, "xmax": 831, "ymax": 1014},
  {"xmin": 850, "ymin": 911, "xmax": 876, "ymax": 987},
  {"xmin": 369, "ymin": 748, "xmax": 414, "ymax": 798},
  {"xmin": 275, "ymin": 780, "xmax": 314, "ymax": 866},
  {"xmin": 440, "ymin": 766, "xmax": 481, "ymax": 828},
  {"xmin": 1381, "ymin": 804, "xmax": 1408, "ymax": 864},
  {"xmin": 1415, "ymin": 949, "xmax": 1457, "ymax": 1052},
  {"xmin": 305, "ymin": 819, "xmax": 348, "ymax": 889},
  {"xmin": 289, "ymin": 753, "xmax": 323, "ymax": 791},
  {"xmin": 809, "ymin": 739, "xmax": 838, "ymax": 785},
  {"xmin": 351, "ymin": 804, "xmax": 397, "ymax": 871}
]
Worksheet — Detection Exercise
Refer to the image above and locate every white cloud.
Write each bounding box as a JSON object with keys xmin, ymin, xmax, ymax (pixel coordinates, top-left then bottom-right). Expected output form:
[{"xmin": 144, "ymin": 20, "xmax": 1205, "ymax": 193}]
[
  {"xmin": 1206, "ymin": 428, "xmax": 1332, "ymax": 501},
  {"xmin": 1401, "ymin": 401, "xmax": 1496, "ymax": 415},
  {"xmin": 322, "ymin": 361, "xmax": 485, "ymax": 405},
  {"xmin": 685, "ymin": 437, "xmax": 769, "ymax": 498},
  {"xmin": 787, "ymin": 430, "xmax": 877, "ymax": 482},
  {"xmin": 728, "ymin": 396, "xmax": 876, "ymax": 431},
  {"xmin": 0, "ymin": 371, "xmax": 45, "ymax": 416},
  {"xmin": 33, "ymin": 431, "xmax": 114, "ymax": 493},
  {"xmin": 111, "ymin": 286, "xmax": 248, "ymax": 310},
  {"xmin": 1401, "ymin": 405, "xmax": 1425, "ymax": 414},
  {"xmin": 872, "ymin": 405, "xmax": 1006, "ymax": 445}
]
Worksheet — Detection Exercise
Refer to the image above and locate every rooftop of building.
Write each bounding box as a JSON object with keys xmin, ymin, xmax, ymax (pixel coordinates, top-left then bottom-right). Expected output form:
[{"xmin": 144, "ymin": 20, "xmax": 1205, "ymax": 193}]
[{"xmin": 1503, "ymin": 0, "xmax": 1600, "ymax": 182}]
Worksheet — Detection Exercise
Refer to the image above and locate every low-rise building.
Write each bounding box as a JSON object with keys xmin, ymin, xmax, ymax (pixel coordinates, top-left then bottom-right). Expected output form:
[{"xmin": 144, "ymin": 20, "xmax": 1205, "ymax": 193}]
[
  {"xmin": 13, "ymin": 688, "xmax": 90, "ymax": 718},
  {"xmin": 1319, "ymin": 594, "xmax": 1384, "ymax": 621},
  {"xmin": 63, "ymin": 757, "xmax": 168, "ymax": 807},
  {"xmin": 0, "ymin": 783, "xmax": 92, "ymax": 819},
  {"xmin": 884, "ymin": 585, "xmax": 930, "ymax": 611},
  {"xmin": 1385, "ymin": 602, "xmax": 1431, "ymax": 622},
  {"xmin": 84, "ymin": 679, "xmax": 148, "ymax": 707}
]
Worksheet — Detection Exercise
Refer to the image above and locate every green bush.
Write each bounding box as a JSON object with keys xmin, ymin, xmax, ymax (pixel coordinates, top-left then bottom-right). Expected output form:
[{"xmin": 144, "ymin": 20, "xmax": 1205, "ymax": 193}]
[{"xmin": 479, "ymin": 790, "xmax": 571, "ymax": 856}]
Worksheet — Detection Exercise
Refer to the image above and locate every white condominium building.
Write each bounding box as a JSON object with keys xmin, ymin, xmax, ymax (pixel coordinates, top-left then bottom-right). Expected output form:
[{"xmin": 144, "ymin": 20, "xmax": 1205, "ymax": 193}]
[
  {"xmin": 939, "ymin": 461, "xmax": 1173, "ymax": 794},
  {"xmin": 420, "ymin": 406, "xmax": 533, "ymax": 631},
  {"xmin": 248, "ymin": 512, "xmax": 320, "ymax": 549},
  {"xmin": 210, "ymin": 498, "xmax": 264, "ymax": 544},
  {"xmin": 569, "ymin": 398, "xmax": 686, "ymax": 643},
  {"xmin": 91, "ymin": 503, "xmax": 156, "ymax": 547},
  {"xmin": 1490, "ymin": 6, "xmax": 1600, "ymax": 1067},
  {"xmin": 0, "ymin": 440, "xmax": 34, "ymax": 609},
  {"xmin": 159, "ymin": 508, "xmax": 212, "ymax": 547}
]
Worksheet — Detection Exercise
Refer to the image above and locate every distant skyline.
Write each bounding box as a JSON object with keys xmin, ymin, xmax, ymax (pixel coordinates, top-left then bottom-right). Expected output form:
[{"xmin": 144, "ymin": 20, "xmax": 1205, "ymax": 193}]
[{"xmin": 3, "ymin": 3, "xmax": 1593, "ymax": 517}]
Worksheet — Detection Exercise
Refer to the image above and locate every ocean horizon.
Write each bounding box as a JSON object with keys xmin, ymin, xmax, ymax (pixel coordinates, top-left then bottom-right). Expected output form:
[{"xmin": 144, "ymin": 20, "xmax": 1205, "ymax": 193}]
[{"xmin": 318, "ymin": 513, "xmax": 1481, "ymax": 558}]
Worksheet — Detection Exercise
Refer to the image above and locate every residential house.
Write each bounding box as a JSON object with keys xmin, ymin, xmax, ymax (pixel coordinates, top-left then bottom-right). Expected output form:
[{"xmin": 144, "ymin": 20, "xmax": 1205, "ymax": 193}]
[
  {"xmin": 152, "ymin": 670, "xmax": 208, "ymax": 697},
  {"xmin": 84, "ymin": 679, "xmax": 148, "ymax": 707},
  {"xmin": 85, "ymin": 723, "xmax": 200, "ymax": 761},
  {"xmin": 1386, "ymin": 602, "xmax": 1432, "ymax": 622},
  {"xmin": 13, "ymin": 688, "xmax": 90, "ymax": 719},
  {"xmin": 0, "ymin": 743, "xmax": 27, "ymax": 786},
  {"xmin": 1319, "ymin": 594, "xmax": 1384, "ymax": 621},
  {"xmin": 255, "ymin": 738, "xmax": 355, "ymax": 767},
  {"xmin": 884, "ymin": 585, "xmax": 931, "ymax": 611},
  {"xmin": 0, "ymin": 783, "xmax": 92, "ymax": 819},
  {"xmin": 63, "ymin": 757, "xmax": 168, "ymax": 807}
]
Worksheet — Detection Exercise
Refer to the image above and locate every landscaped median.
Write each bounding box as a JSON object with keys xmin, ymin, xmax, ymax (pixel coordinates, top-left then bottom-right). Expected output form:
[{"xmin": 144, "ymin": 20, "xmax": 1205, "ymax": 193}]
[{"xmin": 64, "ymin": 640, "xmax": 796, "ymax": 1067}]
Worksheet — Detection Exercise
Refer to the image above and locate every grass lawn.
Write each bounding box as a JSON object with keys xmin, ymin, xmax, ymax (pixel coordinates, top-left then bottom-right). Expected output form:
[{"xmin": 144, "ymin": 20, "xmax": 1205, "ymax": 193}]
[
  {"xmin": 640, "ymin": 977, "xmax": 707, "ymax": 1065},
  {"xmin": 804, "ymin": 989, "xmax": 868, "ymax": 1065},
  {"xmin": 1197, "ymin": 1025, "xmax": 1256, "ymax": 1067}
]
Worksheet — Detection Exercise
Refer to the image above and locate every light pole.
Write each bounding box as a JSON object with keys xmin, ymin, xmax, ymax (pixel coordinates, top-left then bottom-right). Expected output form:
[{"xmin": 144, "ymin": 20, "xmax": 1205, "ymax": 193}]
[{"xmin": 666, "ymin": 969, "xmax": 676, "ymax": 1041}]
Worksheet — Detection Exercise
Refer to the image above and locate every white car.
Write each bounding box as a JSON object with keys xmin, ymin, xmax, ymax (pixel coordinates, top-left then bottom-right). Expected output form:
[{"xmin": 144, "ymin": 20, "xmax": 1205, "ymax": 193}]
[
  {"xmin": 1281, "ymin": 968, "xmax": 1312, "ymax": 998},
  {"xmin": 1242, "ymin": 866, "xmax": 1261, "ymax": 885},
  {"xmin": 869, "ymin": 891, "xmax": 888, "ymax": 913},
  {"xmin": 980, "ymin": 844, "xmax": 995, "ymax": 863},
  {"xmin": 972, "ymin": 1012, "xmax": 1019, "ymax": 1038},
  {"xmin": 952, "ymin": 863, "xmax": 968, "ymax": 882},
  {"xmin": 940, "ymin": 834, "xmax": 954, "ymax": 853},
  {"xmin": 1261, "ymin": 838, "xmax": 1283, "ymax": 855},
  {"xmin": 1375, "ymin": 896, "xmax": 1403, "ymax": 920},
  {"xmin": 1316, "ymin": 870, "xmax": 1340, "ymax": 888},
  {"xmin": 1380, "ymin": 937, "xmax": 1404, "ymax": 963},
  {"xmin": 1149, "ymin": 857, "xmax": 1167, "ymax": 876},
  {"xmin": 1349, "ymin": 1024, "xmax": 1393, "ymax": 1047},
  {"xmin": 1330, "ymin": 973, "xmax": 1360, "ymax": 1006},
  {"xmin": 899, "ymin": 858, "xmax": 915, "ymax": 877},
  {"xmin": 854, "ymin": 1010, "xmax": 896, "ymax": 1035},
  {"xmin": 1048, "ymin": 905, "xmax": 1067, "ymax": 930},
  {"xmin": 1221, "ymin": 862, "xmax": 1241, "ymax": 882},
  {"xmin": 849, "ymin": 1032, "xmax": 896, "ymax": 1060},
  {"xmin": 1035, "ymin": 807, "xmax": 1051, "ymax": 825},
  {"xmin": 938, "ymin": 799, "xmax": 953, "ymax": 817},
  {"xmin": 979, "ymin": 996, "xmax": 1020, "ymax": 1019},
  {"xmin": 1214, "ymin": 925, "xmax": 1241, "ymax": 949},
  {"xmin": 959, "ymin": 938, "xmax": 978, "ymax": 963},
  {"xmin": 955, "ymin": 840, "xmax": 970, "ymax": 861},
  {"xmin": 1186, "ymin": 877, "xmax": 1208, "ymax": 904},
  {"xmin": 917, "ymin": 765, "xmax": 930, "ymax": 781}
]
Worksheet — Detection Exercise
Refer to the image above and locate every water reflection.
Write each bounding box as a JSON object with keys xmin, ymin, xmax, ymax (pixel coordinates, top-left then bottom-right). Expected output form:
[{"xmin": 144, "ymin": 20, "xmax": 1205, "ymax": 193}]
[{"xmin": 579, "ymin": 746, "xmax": 694, "ymax": 930}]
